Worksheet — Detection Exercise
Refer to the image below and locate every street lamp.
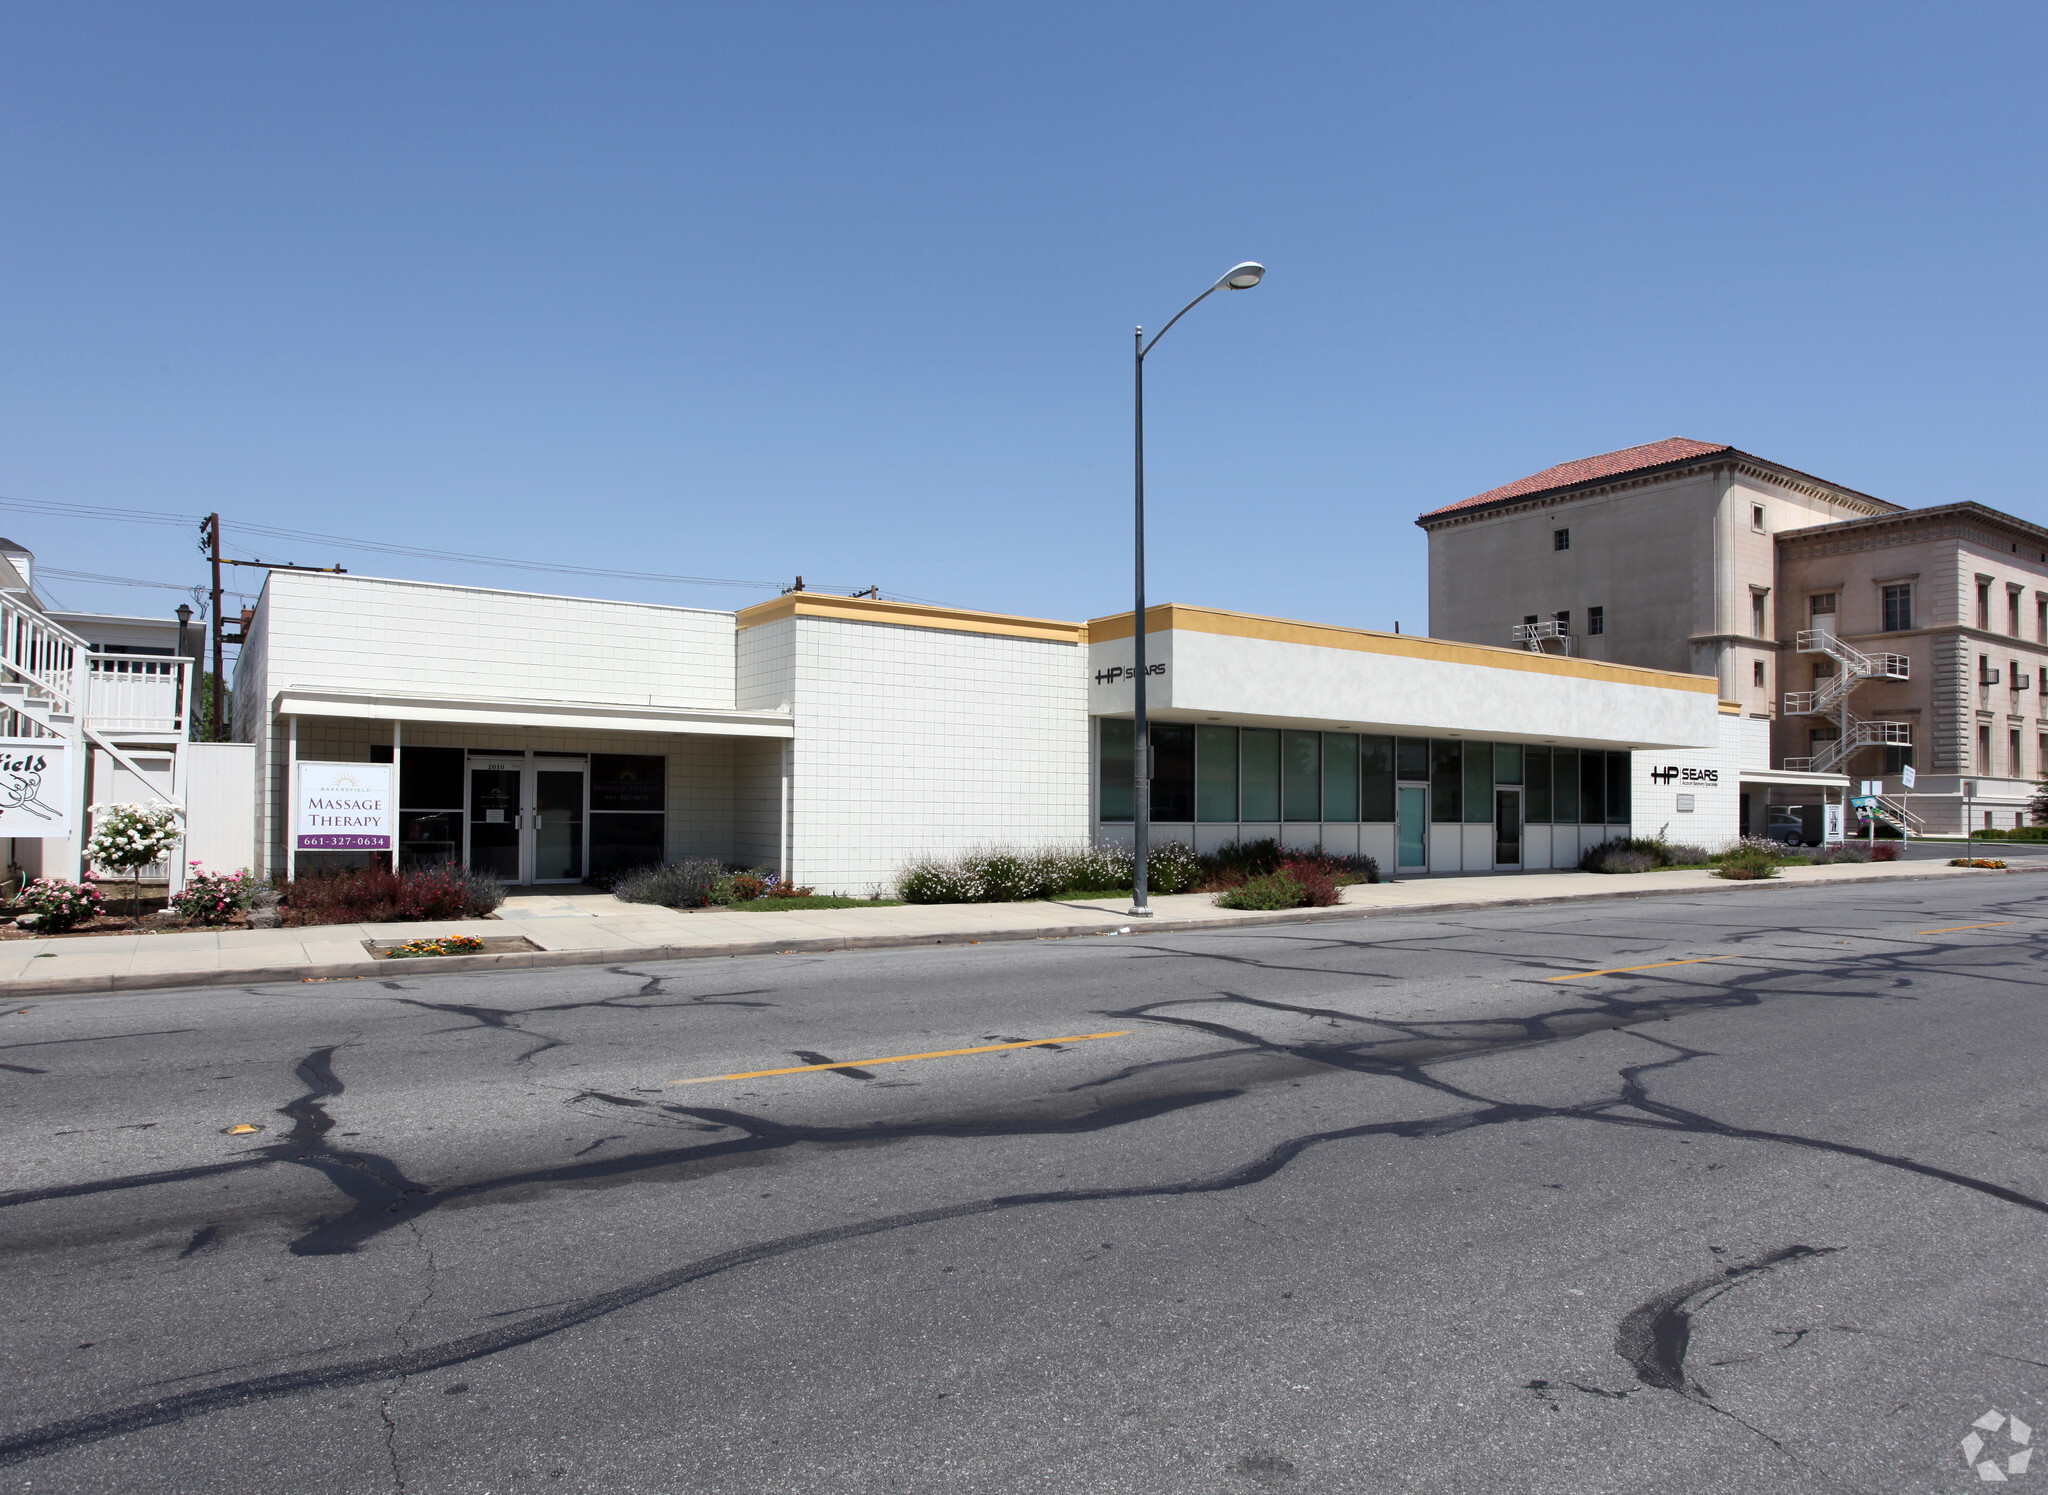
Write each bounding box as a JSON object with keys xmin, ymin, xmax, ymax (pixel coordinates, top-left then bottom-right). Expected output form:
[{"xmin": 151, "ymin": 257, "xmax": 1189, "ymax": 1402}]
[{"xmin": 1129, "ymin": 261, "xmax": 1265, "ymax": 917}]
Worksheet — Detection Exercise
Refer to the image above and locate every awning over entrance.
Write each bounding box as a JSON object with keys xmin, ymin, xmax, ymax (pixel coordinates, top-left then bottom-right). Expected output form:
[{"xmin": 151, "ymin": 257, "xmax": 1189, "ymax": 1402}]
[
  {"xmin": 274, "ymin": 686, "xmax": 794, "ymax": 738},
  {"xmin": 1739, "ymin": 768, "xmax": 1850, "ymax": 791}
]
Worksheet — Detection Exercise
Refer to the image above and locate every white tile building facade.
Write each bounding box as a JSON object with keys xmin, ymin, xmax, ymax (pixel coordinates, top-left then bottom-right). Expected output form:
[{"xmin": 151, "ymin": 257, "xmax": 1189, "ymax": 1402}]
[{"xmin": 229, "ymin": 571, "xmax": 1740, "ymax": 893}]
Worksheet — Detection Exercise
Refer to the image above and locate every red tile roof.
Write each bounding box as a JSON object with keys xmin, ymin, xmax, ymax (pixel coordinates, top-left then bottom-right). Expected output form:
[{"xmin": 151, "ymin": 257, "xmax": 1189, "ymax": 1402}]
[{"xmin": 1417, "ymin": 438, "xmax": 1732, "ymax": 521}]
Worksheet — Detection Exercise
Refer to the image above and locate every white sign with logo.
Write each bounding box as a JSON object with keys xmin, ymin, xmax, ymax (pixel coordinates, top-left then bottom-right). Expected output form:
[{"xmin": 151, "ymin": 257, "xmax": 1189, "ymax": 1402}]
[
  {"xmin": 295, "ymin": 761, "xmax": 394, "ymax": 852},
  {"xmin": 0, "ymin": 739, "xmax": 70, "ymax": 836},
  {"xmin": 1901, "ymin": 764, "xmax": 1917, "ymax": 789},
  {"xmin": 1823, "ymin": 803, "xmax": 1845, "ymax": 843}
]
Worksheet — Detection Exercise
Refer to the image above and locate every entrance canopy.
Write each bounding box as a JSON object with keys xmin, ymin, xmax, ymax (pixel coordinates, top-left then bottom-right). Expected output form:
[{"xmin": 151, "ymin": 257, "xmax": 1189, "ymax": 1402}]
[{"xmin": 274, "ymin": 685, "xmax": 794, "ymax": 739}]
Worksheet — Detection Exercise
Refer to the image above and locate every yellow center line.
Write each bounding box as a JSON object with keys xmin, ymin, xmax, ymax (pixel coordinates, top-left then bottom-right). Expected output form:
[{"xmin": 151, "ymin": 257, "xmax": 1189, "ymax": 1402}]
[
  {"xmin": 669, "ymin": 1031, "xmax": 1132, "ymax": 1085},
  {"xmin": 1546, "ymin": 955, "xmax": 1738, "ymax": 982},
  {"xmin": 1914, "ymin": 922, "xmax": 2016, "ymax": 934}
]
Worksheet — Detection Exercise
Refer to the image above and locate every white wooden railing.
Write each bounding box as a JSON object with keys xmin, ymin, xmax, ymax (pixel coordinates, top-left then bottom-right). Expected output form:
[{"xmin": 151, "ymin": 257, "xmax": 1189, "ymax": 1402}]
[{"xmin": 86, "ymin": 656, "xmax": 191, "ymax": 735}]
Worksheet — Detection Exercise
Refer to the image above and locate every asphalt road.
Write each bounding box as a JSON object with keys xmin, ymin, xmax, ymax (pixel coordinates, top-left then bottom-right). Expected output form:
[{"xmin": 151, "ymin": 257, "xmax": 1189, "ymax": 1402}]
[{"xmin": 3, "ymin": 875, "xmax": 2045, "ymax": 1494}]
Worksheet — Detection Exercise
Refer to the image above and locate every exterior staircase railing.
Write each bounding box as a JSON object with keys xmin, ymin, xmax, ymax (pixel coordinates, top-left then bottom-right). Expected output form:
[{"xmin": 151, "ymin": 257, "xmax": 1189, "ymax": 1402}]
[
  {"xmin": 1780, "ymin": 715, "xmax": 1912, "ymax": 775},
  {"xmin": 1780, "ymin": 628, "xmax": 1912, "ymax": 775},
  {"xmin": 1512, "ymin": 620, "xmax": 1573, "ymax": 656},
  {"xmin": 0, "ymin": 597, "xmax": 88, "ymax": 741}
]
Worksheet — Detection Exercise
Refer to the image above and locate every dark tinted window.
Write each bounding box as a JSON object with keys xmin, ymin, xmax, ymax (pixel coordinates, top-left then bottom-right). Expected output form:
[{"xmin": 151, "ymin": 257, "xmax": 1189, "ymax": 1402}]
[
  {"xmin": 591, "ymin": 755, "xmax": 665, "ymax": 812},
  {"xmin": 1431, "ymin": 740, "xmax": 1462, "ymax": 823},
  {"xmin": 1152, "ymin": 724, "xmax": 1195, "ymax": 821},
  {"xmin": 1525, "ymin": 746, "xmax": 1552, "ymax": 821},
  {"xmin": 1360, "ymin": 736, "xmax": 1395, "ymax": 821},
  {"xmin": 1396, "ymin": 737, "xmax": 1429, "ymax": 781}
]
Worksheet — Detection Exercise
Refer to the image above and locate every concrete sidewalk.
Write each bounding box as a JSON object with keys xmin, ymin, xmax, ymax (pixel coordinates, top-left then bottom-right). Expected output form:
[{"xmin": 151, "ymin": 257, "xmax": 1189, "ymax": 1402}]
[{"xmin": 0, "ymin": 859, "xmax": 2030, "ymax": 999}]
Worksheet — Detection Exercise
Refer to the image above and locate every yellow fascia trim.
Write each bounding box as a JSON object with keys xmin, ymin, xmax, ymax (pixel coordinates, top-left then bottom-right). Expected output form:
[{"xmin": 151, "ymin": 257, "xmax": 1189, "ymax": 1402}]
[
  {"xmin": 1087, "ymin": 604, "xmax": 1720, "ymax": 694},
  {"xmin": 1719, "ymin": 700, "xmax": 1744, "ymax": 715},
  {"xmin": 736, "ymin": 592, "xmax": 1085, "ymax": 645}
]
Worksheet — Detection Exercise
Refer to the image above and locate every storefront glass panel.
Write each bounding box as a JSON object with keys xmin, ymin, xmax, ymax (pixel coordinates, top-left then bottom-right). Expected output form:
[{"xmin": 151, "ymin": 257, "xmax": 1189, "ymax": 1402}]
[
  {"xmin": 1396, "ymin": 737, "xmax": 1429, "ymax": 782},
  {"xmin": 1495, "ymin": 743, "xmax": 1523, "ymax": 785},
  {"xmin": 1240, "ymin": 729, "xmax": 1281, "ymax": 821},
  {"xmin": 1195, "ymin": 725, "xmax": 1238, "ymax": 821},
  {"xmin": 1552, "ymin": 748, "xmax": 1580, "ymax": 823},
  {"xmin": 1322, "ymin": 733, "xmax": 1359, "ymax": 821},
  {"xmin": 468, "ymin": 767, "xmax": 521, "ymax": 881},
  {"xmin": 1605, "ymin": 751, "xmax": 1629, "ymax": 824},
  {"xmin": 1524, "ymin": 746, "xmax": 1552, "ymax": 822},
  {"xmin": 1579, "ymin": 750, "xmax": 1606, "ymax": 825},
  {"xmin": 1282, "ymin": 730, "xmax": 1321, "ymax": 821},
  {"xmin": 1431, "ymin": 740, "xmax": 1462, "ymax": 822},
  {"xmin": 1397, "ymin": 785, "xmax": 1427, "ymax": 869},
  {"xmin": 1099, "ymin": 719, "xmax": 1133, "ymax": 822},
  {"xmin": 1360, "ymin": 735, "xmax": 1395, "ymax": 821},
  {"xmin": 534, "ymin": 768, "xmax": 586, "ymax": 882},
  {"xmin": 1153, "ymin": 725, "xmax": 1196, "ymax": 821},
  {"xmin": 590, "ymin": 753, "xmax": 666, "ymax": 876},
  {"xmin": 1463, "ymin": 741, "xmax": 1494, "ymax": 823}
]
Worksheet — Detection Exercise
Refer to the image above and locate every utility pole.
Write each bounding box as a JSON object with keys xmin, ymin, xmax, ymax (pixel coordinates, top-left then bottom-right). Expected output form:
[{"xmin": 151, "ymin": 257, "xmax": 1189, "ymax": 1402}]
[{"xmin": 207, "ymin": 514, "xmax": 224, "ymax": 742}]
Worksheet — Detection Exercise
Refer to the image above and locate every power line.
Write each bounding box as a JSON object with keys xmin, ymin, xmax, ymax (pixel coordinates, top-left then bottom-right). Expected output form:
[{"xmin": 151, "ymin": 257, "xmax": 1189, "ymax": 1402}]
[
  {"xmin": 41, "ymin": 567, "xmax": 195, "ymax": 590},
  {"xmin": 0, "ymin": 492, "xmax": 949, "ymax": 605}
]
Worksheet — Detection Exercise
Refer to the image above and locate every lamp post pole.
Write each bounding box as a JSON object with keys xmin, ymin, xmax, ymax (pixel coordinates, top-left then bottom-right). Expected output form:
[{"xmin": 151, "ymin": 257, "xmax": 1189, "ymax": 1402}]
[{"xmin": 1128, "ymin": 262, "xmax": 1265, "ymax": 917}]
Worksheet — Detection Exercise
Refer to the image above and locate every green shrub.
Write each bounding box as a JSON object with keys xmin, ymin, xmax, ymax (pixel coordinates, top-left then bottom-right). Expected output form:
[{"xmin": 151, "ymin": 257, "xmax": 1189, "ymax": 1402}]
[
  {"xmin": 895, "ymin": 841, "xmax": 1206, "ymax": 903},
  {"xmin": 1716, "ymin": 846, "xmax": 1780, "ymax": 880},
  {"xmin": 1215, "ymin": 870, "xmax": 1306, "ymax": 910}
]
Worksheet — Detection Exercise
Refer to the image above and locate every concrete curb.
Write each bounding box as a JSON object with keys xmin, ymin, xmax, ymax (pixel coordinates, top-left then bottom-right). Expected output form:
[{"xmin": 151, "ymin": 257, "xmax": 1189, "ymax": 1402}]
[{"xmin": 3, "ymin": 861, "xmax": 2037, "ymax": 1002}]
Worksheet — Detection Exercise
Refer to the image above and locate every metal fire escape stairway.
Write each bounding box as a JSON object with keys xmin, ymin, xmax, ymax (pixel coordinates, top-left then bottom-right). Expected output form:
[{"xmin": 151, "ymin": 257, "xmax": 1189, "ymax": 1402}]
[{"xmin": 1780, "ymin": 628, "xmax": 1922, "ymax": 832}]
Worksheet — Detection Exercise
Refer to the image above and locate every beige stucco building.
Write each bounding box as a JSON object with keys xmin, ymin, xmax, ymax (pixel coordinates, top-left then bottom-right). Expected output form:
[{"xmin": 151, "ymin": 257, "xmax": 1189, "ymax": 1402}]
[{"xmin": 1418, "ymin": 439, "xmax": 2048, "ymax": 833}]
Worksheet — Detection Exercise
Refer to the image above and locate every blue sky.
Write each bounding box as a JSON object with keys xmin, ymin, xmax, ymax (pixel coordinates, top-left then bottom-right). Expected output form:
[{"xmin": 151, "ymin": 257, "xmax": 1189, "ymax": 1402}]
[{"xmin": 4, "ymin": 2, "xmax": 2043, "ymax": 635}]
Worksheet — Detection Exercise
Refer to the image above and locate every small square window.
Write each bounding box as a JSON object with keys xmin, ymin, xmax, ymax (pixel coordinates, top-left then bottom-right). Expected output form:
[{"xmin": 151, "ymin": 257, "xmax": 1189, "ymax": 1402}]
[
  {"xmin": 1753, "ymin": 660, "xmax": 1765, "ymax": 687},
  {"xmin": 1553, "ymin": 610, "xmax": 1570, "ymax": 634},
  {"xmin": 1587, "ymin": 606, "xmax": 1605, "ymax": 636},
  {"xmin": 1553, "ymin": 528, "xmax": 1570, "ymax": 551}
]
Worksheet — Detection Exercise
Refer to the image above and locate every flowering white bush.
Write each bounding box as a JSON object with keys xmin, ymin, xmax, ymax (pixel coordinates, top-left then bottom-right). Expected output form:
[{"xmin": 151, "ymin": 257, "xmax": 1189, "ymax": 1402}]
[{"xmin": 86, "ymin": 802, "xmax": 184, "ymax": 874}]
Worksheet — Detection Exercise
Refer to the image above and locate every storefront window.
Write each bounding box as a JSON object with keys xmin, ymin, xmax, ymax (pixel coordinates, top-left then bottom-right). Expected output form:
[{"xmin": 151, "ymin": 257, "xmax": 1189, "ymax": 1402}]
[
  {"xmin": 1322, "ymin": 733, "xmax": 1359, "ymax": 821},
  {"xmin": 1282, "ymin": 730, "xmax": 1321, "ymax": 821},
  {"xmin": 590, "ymin": 753, "xmax": 667, "ymax": 876},
  {"xmin": 373, "ymin": 745, "xmax": 464, "ymax": 868},
  {"xmin": 1153, "ymin": 725, "xmax": 1195, "ymax": 821},
  {"xmin": 1360, "ymin": 736, "xmax": 1395, "ymax": 821},
  {"xmin": 1579, "ymin": 750, "xmax": 1606, "ymax": 825},
  {"xmin": 1524, "ymin": 746, "xmax": 1551, "ymax": 822},
  {"xmin": 1462, "ymin": 741, "xmax": 1494, "ymax": 823},
  {"xmin": 1552, "ymin": 748, "xmax": 1580, "ymax": 823},
  {"xmin": 1431, "ymin": 740, "xmax": 1462, "ymax": 822},
  {"xmin": 1494, "ymin": 743, "xmax": 1522, "ymax": 785},
  {"xmin": 1605, "ymin": 751, "xmax": 1629, "ymax": 824},
  {"xmin": 1099, "ymin": 719, "xmax": 1133, "ymax": 822},
  {"xmin": 1195, "ymin": 725, "xmax": 1238, "ymax": 822},
  {"xmin": 1240, "ymin": 729, "xmax": 1281, "ymax": 821},
  {"xmin": 1396, "ymin": 737, "xmax": 1429, "ymax": 782}
]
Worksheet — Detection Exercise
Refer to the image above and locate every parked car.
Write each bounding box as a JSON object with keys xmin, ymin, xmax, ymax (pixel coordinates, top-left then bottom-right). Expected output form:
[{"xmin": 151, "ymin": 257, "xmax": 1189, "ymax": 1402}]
[{"xmin": 1767, "ymin": 807, "xmax": 1820, "ymax": 846}]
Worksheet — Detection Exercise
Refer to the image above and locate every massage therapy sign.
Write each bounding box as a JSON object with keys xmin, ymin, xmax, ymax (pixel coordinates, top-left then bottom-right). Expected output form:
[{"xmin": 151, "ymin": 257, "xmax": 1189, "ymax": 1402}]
[{"xmin": 296, "ymin": 761, "xmax": 394, "ymax": 851}]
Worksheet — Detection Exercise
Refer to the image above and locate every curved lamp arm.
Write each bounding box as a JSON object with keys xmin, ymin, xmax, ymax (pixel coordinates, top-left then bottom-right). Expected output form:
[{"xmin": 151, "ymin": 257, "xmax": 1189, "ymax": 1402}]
[{"xmin": 1139, "ymin": 263, "xmax": 1264, "ymax": 360}]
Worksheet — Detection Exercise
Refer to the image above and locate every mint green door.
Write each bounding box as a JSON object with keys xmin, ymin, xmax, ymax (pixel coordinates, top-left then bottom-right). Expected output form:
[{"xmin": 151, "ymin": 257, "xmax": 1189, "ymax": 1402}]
[{"xmin": 1397, "ymin": 785, "xmax": 1427, "ymax": 871}]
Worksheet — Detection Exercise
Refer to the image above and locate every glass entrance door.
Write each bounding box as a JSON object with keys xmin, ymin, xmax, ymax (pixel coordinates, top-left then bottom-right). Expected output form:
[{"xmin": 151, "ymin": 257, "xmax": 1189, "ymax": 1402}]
[
  {"xmin": 1397, "ymin": 785, "xmax": 1427, "ymax": 872},
  {"xmin": 533, "ymin": 767, "xmax": 586, "ymax": 882},
  {"xmin": 468, "ymin": 764, "xmax": 523, "ymax": 881},
  {"xmin": 1494, "ymin": 788, "xmax": 1522, "ymax": 868}
]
